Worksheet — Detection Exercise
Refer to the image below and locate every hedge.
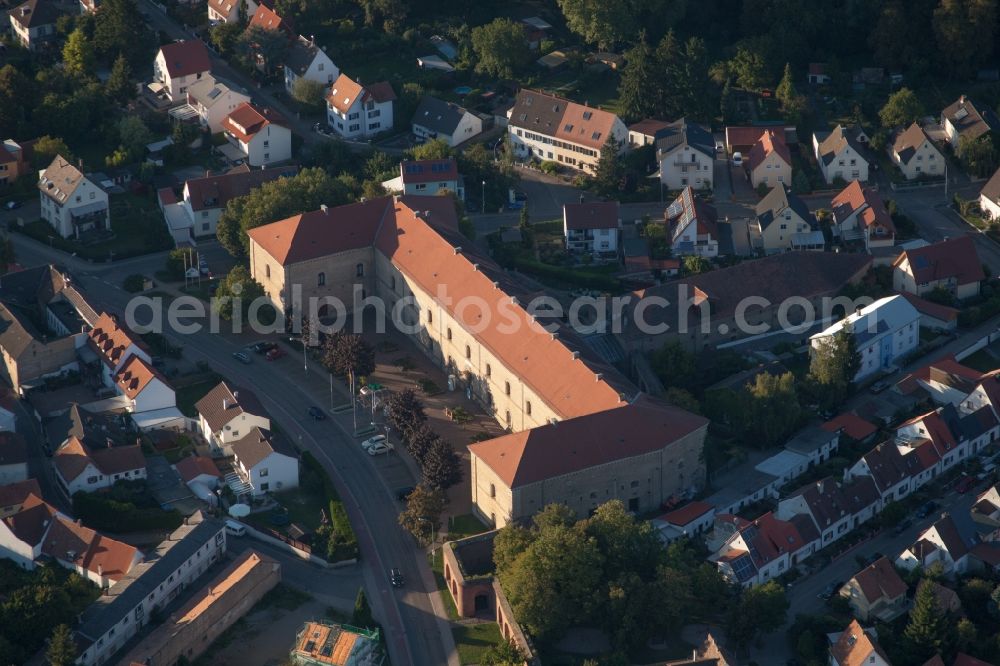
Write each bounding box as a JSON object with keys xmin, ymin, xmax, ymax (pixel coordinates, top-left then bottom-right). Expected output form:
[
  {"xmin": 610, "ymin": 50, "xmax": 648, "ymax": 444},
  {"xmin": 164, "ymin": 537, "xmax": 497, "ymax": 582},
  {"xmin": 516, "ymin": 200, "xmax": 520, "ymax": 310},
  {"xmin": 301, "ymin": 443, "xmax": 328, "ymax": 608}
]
[
  {"xmin": 302, "ymin": 451, "xmax": 359, "ymax": 561},
  {"xmin": 72, "ymin": 492, "xmax": 184, "ymax": 533},
  {"xmin": 509, "ymin": 256, "xmax": 621, "ymax": 291}
]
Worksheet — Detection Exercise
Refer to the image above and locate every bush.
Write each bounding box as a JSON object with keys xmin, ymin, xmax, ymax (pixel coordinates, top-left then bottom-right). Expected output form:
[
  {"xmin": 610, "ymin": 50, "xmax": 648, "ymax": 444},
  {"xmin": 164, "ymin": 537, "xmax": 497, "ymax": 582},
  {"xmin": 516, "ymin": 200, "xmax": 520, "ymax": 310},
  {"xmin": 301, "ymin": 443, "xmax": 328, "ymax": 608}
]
[
  {"xmin": 300, "ymin": 451, "xmax": 359, "ymax": 561},
  {"xmin": 506, "ymin": 255, "xmax": 621, "ymax": 291},
  {"xmin": 122, "ymin": 274, "xmax": 146, "ymax": 293},
  {"xmin": 539, "ymin": 160, "xmax": 559, "ymax": 175},
  {"xmin": 72, "ymin": 488, "xmax": 183, "ymax": 533}
]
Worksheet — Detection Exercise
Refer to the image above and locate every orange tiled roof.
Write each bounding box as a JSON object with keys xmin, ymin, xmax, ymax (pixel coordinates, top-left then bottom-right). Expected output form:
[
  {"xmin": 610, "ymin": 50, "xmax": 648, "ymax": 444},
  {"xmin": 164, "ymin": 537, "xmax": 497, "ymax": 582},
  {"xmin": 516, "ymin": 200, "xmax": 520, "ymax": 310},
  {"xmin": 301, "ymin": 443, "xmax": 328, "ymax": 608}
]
[
  {"xmin": 114, "ymin": 355, "xmax": 169, "ymax": 399},
  {"xmin": 88, "ymin": 312, "xmax": 143, "ymax": 369}
]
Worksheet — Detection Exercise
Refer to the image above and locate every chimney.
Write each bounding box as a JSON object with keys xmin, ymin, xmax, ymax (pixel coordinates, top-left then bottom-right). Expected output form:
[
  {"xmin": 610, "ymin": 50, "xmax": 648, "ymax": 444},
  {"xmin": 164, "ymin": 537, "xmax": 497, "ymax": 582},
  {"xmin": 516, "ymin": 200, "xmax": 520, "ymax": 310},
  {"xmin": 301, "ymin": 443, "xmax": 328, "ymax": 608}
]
[
  {"xmin": 472, "ymin": 263, "xmax": 479, "ymax": 271},
  {"xmin": 97, "ymin": 564, "xmax": 103, "ymax": 577},
  {"xmin": 571, "ymin": 351, "xmax": 580, "ymax": 359},
  {"xmin": 855, "ymin": 305, "xmax": 863, "ymax": 316},
  {"xmin": 223, "ymin": 399, "xmax": 229, "ymax": 410},
  {"xmin": 233, "ymin": 390, "xmax": 239, "ymax": 400},
  {"xmin": 550, "ymin": 332, "xmax": 558, "ymax": 340},
  {"xmin": 453, "ymin": 246, "xmax": 462, "ymax": 254},
  {"xmin": 595, "ymin": 373, "xmax": 602, "ymax": 381},
  {"xmin": 960, "ymin": 94, "xmax": 967, "ymax": 104}
]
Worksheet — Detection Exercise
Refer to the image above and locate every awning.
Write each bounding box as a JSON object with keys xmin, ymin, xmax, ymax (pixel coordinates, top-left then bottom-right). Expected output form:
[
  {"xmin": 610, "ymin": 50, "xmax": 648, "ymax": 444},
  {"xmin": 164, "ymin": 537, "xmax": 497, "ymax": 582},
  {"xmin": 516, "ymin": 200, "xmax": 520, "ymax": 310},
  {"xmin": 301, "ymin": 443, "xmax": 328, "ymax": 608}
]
[
  {"xmin": 217, "ymin": 143, "xmax": 246, "ymax": 163},
  {"xmin": 131, "ymin": 407, "xmax": 186, "ymax": 431}
]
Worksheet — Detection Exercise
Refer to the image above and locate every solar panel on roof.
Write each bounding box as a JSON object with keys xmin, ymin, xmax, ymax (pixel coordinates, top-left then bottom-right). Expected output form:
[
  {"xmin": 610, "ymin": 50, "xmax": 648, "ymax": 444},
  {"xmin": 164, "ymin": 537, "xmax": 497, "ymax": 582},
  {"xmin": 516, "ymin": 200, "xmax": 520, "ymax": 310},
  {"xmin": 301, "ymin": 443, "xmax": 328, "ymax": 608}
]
[{"xmin": 731, "ymin": 553, "xmax": 755, "ymax": 581}]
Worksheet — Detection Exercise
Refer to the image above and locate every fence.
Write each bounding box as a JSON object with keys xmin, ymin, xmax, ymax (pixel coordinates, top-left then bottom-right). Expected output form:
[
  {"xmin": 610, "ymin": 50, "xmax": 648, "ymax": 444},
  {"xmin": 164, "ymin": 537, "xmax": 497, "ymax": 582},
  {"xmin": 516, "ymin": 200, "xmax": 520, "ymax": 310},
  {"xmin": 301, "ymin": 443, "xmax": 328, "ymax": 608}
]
[{"xmin": 240, "ymin": 520, "xmax": 357, "ymax": 568}]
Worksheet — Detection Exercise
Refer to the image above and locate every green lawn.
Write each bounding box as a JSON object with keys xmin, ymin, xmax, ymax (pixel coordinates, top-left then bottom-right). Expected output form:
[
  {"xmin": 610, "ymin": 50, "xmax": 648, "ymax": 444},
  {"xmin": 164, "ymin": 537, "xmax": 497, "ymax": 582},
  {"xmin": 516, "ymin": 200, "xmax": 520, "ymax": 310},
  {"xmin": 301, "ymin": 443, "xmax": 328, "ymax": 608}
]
[
  {"xmin": 960, "ymin": 349, "xmax": 999, "ymax": 373},
  {"xmin": 175, "ymin": 378, "xmax": 221, "ymax": 417},
  {"xmin": 271, "ymin": 478, "xmax": 328, "ymax": 532},
  {"xmin": 452, "ymin": 622, "xmax": 503, "ymax": 665},
  {"xmin": 447, "ymin": 513, "xmax": 489, "ymax": 541},
  {"xmin": 430, "ymin": 550, "xmax": 460, "ymax": 621}
]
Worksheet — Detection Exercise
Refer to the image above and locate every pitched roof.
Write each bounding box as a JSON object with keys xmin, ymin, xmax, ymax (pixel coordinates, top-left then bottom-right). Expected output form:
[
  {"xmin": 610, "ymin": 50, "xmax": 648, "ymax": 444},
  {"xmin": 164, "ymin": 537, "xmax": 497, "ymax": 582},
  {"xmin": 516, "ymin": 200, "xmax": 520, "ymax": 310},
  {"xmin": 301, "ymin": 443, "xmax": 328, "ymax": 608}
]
[
  {"xmin": 114, "ymin": 355, "xmax": 170, "ymax": 399},
  {"xmin": 223, "ymin": 103, "xmax": 288, "ymax": 143},
  {"xmin": 725, "ymin": 125, "xmax": 795, "ymax": 151},
  {"xmin": 231, "ymin": 427, "xmax": 296, "ymax": 469},
  {"xmin": 660, "ymin": 500, "xmax": 714, "ymax": 527},
  {"xmin": 399, "ymin": 158, "xmax": 459, "ymax": 185},
  {"xmin": 812, "ymin": 295, "xmax": 919, "ymax": 347},
  {"xmin": 899, "ymin": 409, "xmax": 959, "ymax": 457},
  {"xmin": 247, "ymin": 196, "xmax": 394, "ymax": 265},
  {"xmin": 667, "ymin": 187, "xmax": 719, "ymax": 244},
  {"xmin": 815, "ymin": 125, "xmax": 867, "ymax": 165},
  {"xmin": 943, "ymin": 96, "xmax": 1000, "ymax": 142},
  {"xmin": 893, "ymin": 122, "xmax": 935, "ymax": 164},
  {"xmin": 0, "ymin": 430, "xmax": 26, "ymax": 468},
  {"xmin": 509, "ymin": 88, "xmax": 620, "ymax": 150},
  {"xmin": 175, "ymin": 455, "xmax": 221, "ymax": 484},
  {"xmin": 822, "ymin": 413, "xmax": 878, "ymax": 441},
  {"xmin": 365, "ymin": 81, "xmax": 396, "ymax": 104},
  {"xmin": 412, "ymin": 96, "xmax": 473, "ymax": 136},
  {"xmin": 247, "ymin": 4, "xmax": 293, "ymax": 35},
  {"xmin": 897, "ymin": 292, "xmax": 960, "ymax": 324},
  {"xmin": 982, "ymin": 167, "xmax": 1000, "ymax": 205},
  {"xmin": 627, "ymin": 118, "xmax": 673, "ymax": 139},
  {"xmin": 8, "ymin": 0, "xmax": 63, "ymax": 28},
  {"xmin": 851, "ymin": 556, "xmax": 907, "ymax": 604},
  {"xmin": 184, "ymin": 165, "xmax": 298, "ymax": 212},
  {"xmin": 38, "ymin": 155, "xmax": 87, "ymax": 204},
  {"xmin": 747, "ymin": 129, "xmax": 792, "ymax": 171},
  {"xmin": 285, "ymin": 35, "xmax": 326, "ymax": 76},
  {"xmin": 41, "ymin": 514, "xmax": 139, "ymax": 582},
  {"xmin": 830, "ymin": 620, "xmax": 890, "ymax": 666},
  {"xmin": 87, "ymin": 312, "xmax": 143, "ymax": 369},
  {"xmin": 896, "ymin": 354, "xmax": 983, "ymax": 395},
  {"xmin": 894, "ymin": 236, "xmax": 985, "ymax": 286},
  {"xmin": 185, "ymin": 76, "xmax": 247, "ymax": 109},
  {"xmin": 326, "ymin": 73, "xmax": 364, "ymax": 114},
  {"xmin": 952, "ymin": 653, "xmax": 995, "ymax": 666},
  {"xmin": 564, "ymin": 201, "xmax": 620, "ymax": 231},
  {"xmin": 789, "ymin": 476, "xmax": 880, "ymax": 530},
  {"xmin": 468, "ymin": 397, "xmax": 707, "ymax": 488},
  {"xmin": 2, "ymin": 493, "xmax": 57, "ymax": 545},
  {"xmin": 0, "ymin": 478, "xmax": 42, "ymax": 509},
  {"xmin": 831, "ymin": 180, "xmax": 895, "ymax": 234},
  {"xmin": 858, "ymin": 441, "xmax": 922, "ymax": 494},
  {"xmin": 656, "ymin": 118, "xmax": 715, "ymax": 159},
  {"xmin": 157, "ymin": 40, "xmax": 211, "ymax": 79},
  {"xmin": 53, "ymin": 437, "xmax": 146, "ymax": 482},
  {"xmin": 923, "ymin": 513, "xmax": 977, "ymax": 560},
  {"xmin": 207, "ymin": 0, "xmax": 238, "ymax": 20},
  {"xmin": 755, "ymin": 184, "xmax": 816, "ymax": 231},
  {"xmin": 194, "ymin": 381, "xmax": 268, "ymax": 433}
]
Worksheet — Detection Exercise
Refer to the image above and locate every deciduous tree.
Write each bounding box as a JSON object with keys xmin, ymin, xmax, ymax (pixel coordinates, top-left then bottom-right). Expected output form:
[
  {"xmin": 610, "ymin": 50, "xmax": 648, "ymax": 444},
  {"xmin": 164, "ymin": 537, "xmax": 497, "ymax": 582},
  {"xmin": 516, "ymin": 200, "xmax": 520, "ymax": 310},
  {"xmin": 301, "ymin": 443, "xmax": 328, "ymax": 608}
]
[
  {"xmin": 322, "ymin": 333, "xmax": 375, "ymax": 381},
  {"xmin": 726, "ymin": 580, "xmax": 788, "ymax": 648},
  {"xmin": 775, "ymin": 62, "xmax": 796, "ymax": 108},
  {"xmin": 213, "ymin": 265, "xmax": 268, "ymax": 321},
  {"xmin": 420, "ymin": 438, "xmax": 462, "ymax": 489},
  {"xmin": 398, "ymin": 484, "xmax": 446, "ymax": 544},
  {"xmin": 45, "ymin": 625, "xmax": 76, "ymax": 666},
  {"xmin": 63, "ymin": 28, "xmax": 95, "ymax": 77},
  {"xmin": 879, "ymin": 87, "xmax": 924, "ymax": 129},
  {"xmin": 291, "ymin": 78, "xmax": 327, "ymax": 112},
  {"xmin": 471, "ymin": 19, "xmax": 532, "ymax": 79},
  {"xmin": 808, "ymin": 324, "xmax": 861, "ymax": 407}
]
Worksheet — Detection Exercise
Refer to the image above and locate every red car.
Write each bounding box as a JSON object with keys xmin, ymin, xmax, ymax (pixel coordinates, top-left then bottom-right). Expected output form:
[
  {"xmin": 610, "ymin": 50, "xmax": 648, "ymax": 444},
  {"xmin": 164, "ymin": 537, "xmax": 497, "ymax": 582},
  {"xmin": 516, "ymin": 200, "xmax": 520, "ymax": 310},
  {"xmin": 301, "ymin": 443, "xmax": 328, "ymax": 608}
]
[
  {"xmin": 956, "ymin": 475, "xmax": 977, "ymax": 494},
  {"xmin": 265, "ymin": 347, "xmax": 286, "ymax": 361}
]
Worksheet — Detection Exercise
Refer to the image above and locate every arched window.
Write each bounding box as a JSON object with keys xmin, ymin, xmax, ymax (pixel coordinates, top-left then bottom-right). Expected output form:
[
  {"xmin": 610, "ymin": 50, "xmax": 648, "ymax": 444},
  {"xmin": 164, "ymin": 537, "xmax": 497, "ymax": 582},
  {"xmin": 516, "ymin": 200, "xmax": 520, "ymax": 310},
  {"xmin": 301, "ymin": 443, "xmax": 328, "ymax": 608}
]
[
  {"xmin": 317, "ymin": 272, "xmax": 326, "ymax": 286},
  {"xmin": 428, "ymin": 310, "xmax": 433, "ymax": 323},
  {"xmin": 526, "ymin": 401, "xmax": 532, "ymax": 416},
  {"xmin": 489, "ymin": 483, "xmax": 496, "ymax": 498},
  {"xmin": 485, "ymin": 364, "xmax": 491, "ymax": 378},
  {"xmin": 505, "ymin": 411, "xmax": 511, "ymax": 427},
  {"xmin": 265, "ymin": 264, "xmax": 270, "ymax": 279},
  {"xmin": 355, "ymin": 263, "xmax": 364, "ymax": 277},
  {"xmin": 446, "ymin": 328, "xmax": 452, "ymax": 341},
  {"xmin": 465, "ymin": 345, "xmax": 471, "ymax": 359},
  {"xmin": 504, "ymin": 381, "xmax": 511, "ymax": 396}
]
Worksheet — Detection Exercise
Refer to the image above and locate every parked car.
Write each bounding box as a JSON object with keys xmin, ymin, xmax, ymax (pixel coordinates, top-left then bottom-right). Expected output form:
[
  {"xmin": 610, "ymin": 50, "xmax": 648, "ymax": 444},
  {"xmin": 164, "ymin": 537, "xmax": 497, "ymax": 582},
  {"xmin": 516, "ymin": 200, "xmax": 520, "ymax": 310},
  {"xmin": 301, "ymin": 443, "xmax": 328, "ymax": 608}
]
[
  {"xmin": 265, "ymin": 347, "xmax": 285, "ymax": 361},
  {"xmin": 367, "ymin": 440, "xmax": 392, "ymax": 455},
  {"xmin": 251, "ymin": 341, "xmax": 277, "ymax": 354},
  {"xmin": 870, "ymin": 380, "xmax": 891, "ymax": 394},
  {"xmin": 390, "ymin": 568, "xmax": 404, "ymax": 588},
  {"xmin": 3, "ymin": 201, "xmax": 21, "ymax": 210},
  {"xmin": 362, "ymin": 434, "xmax": 387, "ymax": 451},
  {"xmin": 916, "ymin": 501, "xmax": 938, "ymax": 519},
  {"xmin": 956, "ymin": 475, "xmax": 977, "ymax": 494},
  {"xmin": 232, "ymin": 351, "xmax": 251, "ymax": 364},
  {"xmin": 731, "ymin": 152, "xmax": 743, "ymax": 167},
  {"xmin": 307, "ymin": 406, "xmax": 326, "ymax": 420},
  {"xmin": 818, "ymin": 580, "xmax": 843, "ymax": 600},
  {"xmin": 893, "ymin": 519, "xmax": 913, "ymax": 536}
]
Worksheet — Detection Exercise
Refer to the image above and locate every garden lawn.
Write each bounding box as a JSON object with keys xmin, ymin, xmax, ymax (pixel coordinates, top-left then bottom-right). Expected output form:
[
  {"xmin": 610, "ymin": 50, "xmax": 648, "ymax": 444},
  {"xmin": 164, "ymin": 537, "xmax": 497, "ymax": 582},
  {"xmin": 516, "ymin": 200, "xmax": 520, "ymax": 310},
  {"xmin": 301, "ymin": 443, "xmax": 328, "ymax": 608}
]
[
  {"xmin": 452, "ymin": 622, "xmax": 503, "ymax": 665},
  {"xmin": 175, "ymin": 379, "xmax": 220, "ymax": 417},
  {"xmin": 430, "ymin": 550, "xmax": 460, "ymax": 621},
  {"xmin": 960, "ymin": 349, "xmax": 999, "ymax": 373},
  {"xmin": 446, "ymin": 513, "xmax": 488, "ymax": 540}
]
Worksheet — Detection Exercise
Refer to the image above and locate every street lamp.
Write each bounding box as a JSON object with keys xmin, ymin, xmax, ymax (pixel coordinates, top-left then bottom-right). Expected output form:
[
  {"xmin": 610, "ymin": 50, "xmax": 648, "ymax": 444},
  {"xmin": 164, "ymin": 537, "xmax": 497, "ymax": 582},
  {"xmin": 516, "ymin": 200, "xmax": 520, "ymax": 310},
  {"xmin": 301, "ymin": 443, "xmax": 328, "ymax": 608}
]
[
  {"xmin": 417, "ymin": 516, "xmax": 436, "ymax": 549},
  {"xmin": 481, "ymin": 180, "xmax": 486, "ymax": 214}
]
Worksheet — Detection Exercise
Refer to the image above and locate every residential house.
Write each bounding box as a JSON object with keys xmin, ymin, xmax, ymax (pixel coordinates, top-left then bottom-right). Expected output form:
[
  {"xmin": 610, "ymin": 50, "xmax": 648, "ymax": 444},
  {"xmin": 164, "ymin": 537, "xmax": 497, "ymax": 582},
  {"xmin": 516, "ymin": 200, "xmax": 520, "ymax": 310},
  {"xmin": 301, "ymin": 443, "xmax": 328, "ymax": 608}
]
[
  {"xmin": 153, "ymin": 40, "xmax": 212, "ymax": 103},
  {"xmin": 891, "ymin": 122, "xmax": 945, "ymax": 180},
  {"xmin": 807, "ymin": 63, "xmax": 830, "ymax": 85},
  {"xmin": 177, "ymin": 76, "xmax": 252, "ymax": 134},
  {"xmin": 562, "ymin": 201, "xmax": 621, "ymax": 258},
  {"xmin": 972, "ymin": 485, "xmax": 1000, "ymax": 527},
  {"xmin": 411, "ymin": 96, "xmax": 483, "ymax": 147},
  {"xmin": 325, "ymin": 73, "xmax": 395, "ymax": 140},
  {"xmin": 776, "ymin": 476, "xmax": 881, "ymax": 548},
  {"xmin": 829, "ymin": 620, "xmax": 892, "ymax": 666},
  {"xmin": 207, "ymin": 0, "xmax": 257, "ymax": 23},
  {"xmin": 8, "ymin": 0, "xmax": 62, "ymax": 51},
  {"xmin": 822, "ymin": 413, "xmax": 878, "ymax": 444},
  {"xmin": 785, "ymin": 425, "xmax": 841, "ymax": 467},
  {"xmin": 284, "ymin": 35, "xmax": 339, "ymax": 94},
  {"xmin": 0, "ymin": 264, "xmax": 99, "ymax": 393},
  {"xmin": 893, "ymin": 236, "xmax": 984, "ymax": 301},
  {"xmin": 812, "ymin": 125, "xmax": 869, "ymax": 184},
  {"xmin": 73, "ymin": 513, "xmax": 227, "ymax": 666},
  {"xmin": 942, "ymin": 96, "xmax": 999, "ymax": 152},
  {"xmin": 746, "ymin": 130, "xmax": 792, "ymax": 189},
  {"xmin": 221, "ymin": 103, "xmax": 292, "ymax": 167},
  {"xmin": 652, "ymin": 500, "xmax": 715, "ymax": 543},
  {"xmin": 666, "ymin": 186, "xmax": 719, "ymax": 258},
  {"xmin": 627, "ymin": 118, "xmax": 672, "ymax": 147},
  {"xmin": 175, "ymin": 455, "xmax": 221, "ymax": 491},
  {"xmin": 839, "ymin": 556, "xmax": 909, "ymax": 622},
  {"xmin": 112, "ymin": 355, "xmax": 184, "ymax": 431},
  {"xmin": 846, "ymin": 441, "xmax": 922, "ymax": 505},
  {"xmin": 0, "ymin": 479, "xmax": 42, "ymax": 521},
  {"xmin": 507, "ymin": 88, "xmax": 627, "ymax": 172},
  {"xmin": 88, "ymin": 312, "xmax": 151, "ymax": 386},
  {"xmin": 620, "ymin": 251, "xmax": 872, "ymax": 353},
  {"xmin": 656, "ymin": 119, "xmax": 715, "ymax": 190},
  {"xmin": 895, "ymin": 355, "xmax": 984, "ymax": 406},
  {"xmin": 752, "ymin": 185, "xmax": 821, "ymax": 253},
  {"xmin": 898, "ymin": 292, "xmax": 960, "ymax": 332},
  {"xmin": 247, "ymin": 4, "xmax": 293, "ymax": 35},
  {"xmin": 165, "ymin": 164, "xmax": 298, "ymax": 241},
  {"xmin": 810, "ymin": 295, "xmax": 920, "ymax": 382},
  {"xmin": 0, "ymin": 432, "xmax": 28, "ymax": 484},
  {"xmin": 896, "ymin": 408, "xmax": 965, "ymax": 476},
  {"xmin": 195, "ymin": 382, "xmax": 270, "ymax": 455},
  {"xmin": 980, "ymin": 167, "xmax": 1000, "ymax": 220},
  {"xmin": 958, "ymin": 376, "xmax": 1000, "ymax": 422},
  {"xmin": 0, "ymin": 493, "xmax": 58, "ymax": 568},
  {"xmin": 381, "ymin": 158, "xmax": 464, "ymax": 200},
  {"xmin": 660, "ymin": 633, "xmax": 736, "ymax": 666},
  {"xmin": 38, "ymin": 155, "xmax": 110, "ymax": 239},
  {"xmin": 230, "ymin": 427, "xmax": 298, "ymax": 496},
  {"xmin": 53, "ymin": 436, "xmax": 146, "ymax": 496},
  {"xmin": 830, "ymin": 180, "xmax": 895, "ymax": 248},
  {"xmin": 710, "ymin": 511, "xmax": 814, "ymax": 587},
  {"xmin": 0, "ymin": 139, "xmax": 32, "ymax": 186},
  {"xmin": 725, "ymin": 125, "xmax": 796, "ymax": 156},
  {"xmin": 896, "ymin": 513, "xmax": 978, "ymax": 575},
  {"xmin": 118, "ymin": 550, "xmax": 280, "ymax": 666}
]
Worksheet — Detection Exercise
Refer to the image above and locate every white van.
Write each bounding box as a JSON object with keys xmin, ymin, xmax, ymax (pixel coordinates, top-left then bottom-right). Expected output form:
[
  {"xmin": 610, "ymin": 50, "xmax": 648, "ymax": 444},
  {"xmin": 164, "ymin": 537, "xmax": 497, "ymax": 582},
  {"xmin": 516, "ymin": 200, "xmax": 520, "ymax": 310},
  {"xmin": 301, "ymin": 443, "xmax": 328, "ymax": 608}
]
[
  {"xmin": 225, "ymin": 519, "xmax": 246, "ymax": 537},
  {"xmin": 731, "ymin": 152, "xmax": 743, "ymax": 167}
]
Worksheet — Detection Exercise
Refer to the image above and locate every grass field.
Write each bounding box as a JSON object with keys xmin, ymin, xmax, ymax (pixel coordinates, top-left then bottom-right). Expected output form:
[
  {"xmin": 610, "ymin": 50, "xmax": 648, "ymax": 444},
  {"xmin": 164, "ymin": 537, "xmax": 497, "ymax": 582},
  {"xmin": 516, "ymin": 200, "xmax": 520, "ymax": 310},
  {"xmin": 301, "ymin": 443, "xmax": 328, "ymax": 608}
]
[
  {"xmin": 446, "ymin": 513, "xmax": 489, "ymax": 541},
  {"xmin": 452, "ymin": 622, "xmax": 503, "ymax": 665}
]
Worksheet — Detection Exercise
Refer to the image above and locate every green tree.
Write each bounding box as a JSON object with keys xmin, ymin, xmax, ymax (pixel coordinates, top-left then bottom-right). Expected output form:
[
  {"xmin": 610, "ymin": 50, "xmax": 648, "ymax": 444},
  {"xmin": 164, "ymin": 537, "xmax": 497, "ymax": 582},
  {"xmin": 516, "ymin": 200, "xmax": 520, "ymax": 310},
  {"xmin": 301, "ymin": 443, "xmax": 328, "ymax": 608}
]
[
  {"xmin": 470, "ymin": 18, "xmax": 532, "ymax": 79},
  {"xmin": 115, "ymin": 115, "xmax": 153, "ymax": 162},
  {"xmin": 214, "ymin": 266, "xmax": 268, "ymax": 321},
  {"xmin": 398, "ymin": 484, "xmax": 446, "ymax": 544},
  {"xmin": 105, "ymin": 54, "xmax": 134, "ymax": 105},
  {"xmin": 0, "ymin": 65, "xmax": 33, "ymax": 136},
  {"xmin": 870, "ymin": 0, "xmax": 922, "ymax": 70},
  {"xmin": 384, "ymin": 388, "xmax": 427, "ymax": 434},
  {"xmin": 792, "ymin": 169, "xmax": 811, "ymax": 194},
  {"xmin": 677, "ymin": 37, "xmax": 711, "ymax": 119},
  {"xmin": 956, "ymin": 617, "xmax": 976, "ymax": 653},
  {"xmin": 291, "ymin": 78, "xmax": 327, "ymax": 112},
  {"xmin": 958, "ymin": 134, "xmax": 999, "ymax": 177},
  {"xmin": 654, "ymin": 30, "xmax": 682, "ymax": 118},
  {"xmin": 730, "ymin": 44, "xmax": 768, "ymax": 90},
  {"xmin": 879, "ymin": 87, "xmax": 924, "ymax": 128},
  {"xmin": 775, "ymin": 62, "xmax": 796, "ymax": 108},
  {"xmin": 408, "ymin": 138, "xmax": 452, "ymax": 161},
  {"xmin": 726, "ymin": 580, "xmax": 788, "ymax": 648},
  {"xmin": 211, "ymin": 21, "xmax": 244, "ymax": 57},
  {"xmin": 31, "ymin": 136, "xmax": 74, "ymax": 170},
  {"xmin": 808, "ymin": 323, "xmax": 861, "ymax": 407},
  {"xmin": 649, "ymin": 341, "xmax": 696, "ymax": 389},
  {"xmin": 93, "ymin": 0, "xmax": 151, "ymax": 63},
  {"xmin": 351, "ymin": 588, "xmax": 374, "ymax": 628},
  {"xmin": 683, "ymin": 255, "xmax": 712, "ymax": 275},
  {"xmin": 420, "ymin": 438, "xmax": 462, "ymax": 489},
  {"xmin": 322, "ymin": 333, "xmax": 375, "ymax": 380},
  {"xmin": 618, "ymin": 33, "xmax": 659, "ymax": 121},
  {"xmin": 934, "ymin": 0, "xmax": 997, "ymax": 73},
  {"xmin": 904, "ymin": 578, "xmax": 952, "ymax": 662},
  {"xmin": 492, "ymin": 524, "xmax": 535, "ymax": 574},
  {"xmin": 45, "ymin": 624, "xmax": 77, "ymax": 666},
  {"xmin": 241, "ymin": 26, "xmax": 291, "ymax": 76},
  {"xmin": 63, "ymin": 28, "xmax": 96, "ymax": 77},
  {"xmin": 593, "ymin": 136, "xmax": 624, "ymax": 196},
  {"xmin": 556, "ymin": 0, "xmax": 678, "ymax": 50},
  {"xmin": 481, "ymin": 638, "xmax": 527, "ymax": 666},
  {"xmin": 743, "ymin": 371, "xmax": 802, "ymax": 447},
  {"xmin": 164, "ymin": 247, "xmax": 195, "ymax": 280}
]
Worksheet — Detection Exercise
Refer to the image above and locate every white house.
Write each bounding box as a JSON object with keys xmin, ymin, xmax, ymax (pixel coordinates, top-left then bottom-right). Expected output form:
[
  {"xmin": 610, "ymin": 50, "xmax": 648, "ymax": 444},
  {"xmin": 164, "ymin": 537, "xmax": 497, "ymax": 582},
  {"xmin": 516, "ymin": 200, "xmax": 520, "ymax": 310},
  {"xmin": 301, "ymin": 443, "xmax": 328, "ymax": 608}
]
[
  {"xmin": 980, "ymin": 167, "xmax": 1000, "ymax": 220},
  {"xmin": 0, "ymin": 432, "xmax": 28, "ymax": 485},
  {"xmin": 178, "ymin": 76, "xmax": 251, "ymax": 134},
  {"xmin": 52, "ymin": 437, "xmax": 147, "ymax": 496},
  {"xmin": 153, "ymin": 40, "xmax": 212, "ymax": 103},
  {"xmin": 207, "ymin": 0, "xmax": 257, "ymax": 23},
  {"xmin": 891, "ymin": 122, "xmax": 944, "ymax": 180},
  {"xmin": 562, "ymin": 201, "xmax": 620, "ymax": 258},
  {"xmin": 710, "ymin": 512, "xmax": 812, "ymax": 587},
  {"xmin": 231, "ymin": 427, "xmax": 298, "ymax": 496},
  {"xmin": 666, "ymin": 186, "xmax": 719, "ymax": 258},
  {"xmin": 38, "ymin": 156, "xmax": 110, "ymax": 239},
  {"xmin": 8, "ymin": 0, "xmax": 62, "ymax": 51},
  {"xmin": 896, "ymin": 513, "xmax": 977, "ymax": 575},
  {"xmin": 745, "ymin": 129, "xmax": 792, "ymax": 189},
  {"xmin": 284, "ymin": 35, "xmax": 339, "ymax": 94},
  {"xmin": 221, "ymin": 103, "xmax": 292, "ymax": 167},
  {"xmin": 892, "ymin": 236, "xmax": 984, "ymax": 301},
  {"xmin": 656, "ymin": 119, "xmax": 715, "ymax": 190},
  {"xmin": 381, "ymin": 158, "xmax": 464, "ymax": 199},
  {"xmin": 326, "ymin": 74, "xmax": 395, "ymax": 140},
  {"xmin": 752, "ymin": 185, "xmax": 821, "ymax": 254},
  {"xmin": 112, "ymin": 355, "xmax": 180, "ymax": 431},
  {"xmin": 810, "ymin": 295, "xmax": 920, "ymax": 382},
  {"xmin": 812, "ymin": 125, "xmax": 869, "ymax": 184},
  {"xmin": 195, "ymin": 382, "xmax": 270, "ymax": 455},
  {"xmin": 942, "ymin": 96, "xmax": 999, "ymax": 151},
  {"xmin": 411, "ymin": 96, "xmax": 483, "ymax": 147},
  {"xmin": 829, "ymin": 620, "xmax": 892, "ymax": 666},
  {"xmin": 845, "ymin": 441, "xmax": 922, "ymax": 505},
  {"xmin": 776, "ymin": 476, "xmax": 880, "ymax": 549},
  {"xmin": 830, "ymin": 180, "xmax": 896, "ymax": 248},
  {"xmin": 88, "ymin": 312, "xmax": 151, "ymax": 386}
]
